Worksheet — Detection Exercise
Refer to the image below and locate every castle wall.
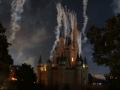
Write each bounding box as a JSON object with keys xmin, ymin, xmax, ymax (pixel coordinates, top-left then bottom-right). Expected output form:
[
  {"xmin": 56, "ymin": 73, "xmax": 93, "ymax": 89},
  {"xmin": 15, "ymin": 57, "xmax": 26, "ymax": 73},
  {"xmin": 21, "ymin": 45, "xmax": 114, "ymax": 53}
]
[
  {"xmin": 39, "ymin": 67, "xmax": 88, "ymax": 85},
  {"xmin": 65, "ymin": 69, "xmax": 75, "ymax": 84},
  {"xmin": 51, "ymin": 69, "xmax": 58, "ymax": 84},
  {"xmin": 41, "ymin": 71, "xmax": 47, "ymax": 85}
]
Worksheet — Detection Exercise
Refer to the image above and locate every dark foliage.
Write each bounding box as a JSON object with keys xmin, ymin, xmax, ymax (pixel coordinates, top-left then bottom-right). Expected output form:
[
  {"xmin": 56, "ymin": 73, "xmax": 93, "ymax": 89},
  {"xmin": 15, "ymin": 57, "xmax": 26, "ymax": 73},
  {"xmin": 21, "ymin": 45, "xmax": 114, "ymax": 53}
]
[
  {"xmin": 10, "ymin": 63, "xmax": 36, "ymax": 90},
  {"xmin": 0, "ymin": 21, "xmax": 13, "ymax": 84},
  {"xmin": 87, "ymin": 13, "xmax": 120, "ymax": 90}
]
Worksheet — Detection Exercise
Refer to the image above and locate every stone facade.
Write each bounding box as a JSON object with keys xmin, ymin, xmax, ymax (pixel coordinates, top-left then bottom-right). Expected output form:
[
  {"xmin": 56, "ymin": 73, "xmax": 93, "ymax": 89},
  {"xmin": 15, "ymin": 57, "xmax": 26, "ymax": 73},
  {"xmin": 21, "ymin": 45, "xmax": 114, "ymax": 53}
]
[{"xmin": 36, "ymin": 22, "xmax": 89, "ymax": 89}]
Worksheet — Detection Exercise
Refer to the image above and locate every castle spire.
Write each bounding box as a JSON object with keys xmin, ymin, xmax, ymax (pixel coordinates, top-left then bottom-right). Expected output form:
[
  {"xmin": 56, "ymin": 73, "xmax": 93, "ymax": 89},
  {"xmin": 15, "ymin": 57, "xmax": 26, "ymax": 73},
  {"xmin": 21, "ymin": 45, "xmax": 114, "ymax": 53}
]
[
  {"xmin": 67, "ymin": 37, "xmax": 72, "ymax": 46},
  {"xmin": 59, "ymin": 30, "xmax": 62, "ymax": 37},
  {"xmin": 38, "ymin": 55, "xmax": 42, "ymax": 64},
  {"xmin": 79, "ymin": 54, "xmax": 82, "ymax": 62},
  {"xmin": 74, "ymin": 19, "xmax": 77, "ymax": 30},
  {"xmin": 84, "ymin": 57, "xmax": 87, "ymax": 65},
  {"xmin": 76, "ymin": 53, "xmax": 80, "ymax": 61}
]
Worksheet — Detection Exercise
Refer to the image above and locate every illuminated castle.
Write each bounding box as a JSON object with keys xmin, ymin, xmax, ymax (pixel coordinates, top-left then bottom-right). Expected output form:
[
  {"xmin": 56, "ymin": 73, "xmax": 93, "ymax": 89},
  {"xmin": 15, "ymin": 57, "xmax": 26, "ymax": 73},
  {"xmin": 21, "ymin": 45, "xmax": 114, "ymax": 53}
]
[{"xmin": 36, "ymin": 22, "xmax": 89, "ymax": 89}]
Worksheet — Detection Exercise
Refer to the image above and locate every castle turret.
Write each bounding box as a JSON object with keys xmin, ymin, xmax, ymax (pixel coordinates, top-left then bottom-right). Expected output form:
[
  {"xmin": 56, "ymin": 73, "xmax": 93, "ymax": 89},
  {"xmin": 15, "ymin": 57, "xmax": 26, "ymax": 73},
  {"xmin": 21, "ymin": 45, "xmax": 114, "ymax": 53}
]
[
  {"xmin": 38, "ymin": 55, "xmax": 42, "ymax": 67},
  {"xmin": 36, "ymin": 55, "xmax": 43, "ymax": 83},
  {"xmin": 64, "ymin": 36, "xmax": 75, "ymax": 67},
  {"xmin": 73, "ymin": 20, "xmax": 79, "ymax": 61},
  {"xmin": 53, "ymin": 45, "xmax": 58, "ymax": 66},
  {"xmin": 82, "ymin": 57, "xmax": 88, "ymax": 84},
  {"xmin": 75, "ymin": 54, "xmax": 81, "ymax": 66},
  {"xmin": 46, "ymin": 59, "xmax": 52, "ymax": 86},
  {"xmin": 58, "ymin": 30, "xmax": 64, "ymax": 54},
  {"xmin": 58, "ymin": 53, "xmax": 66, "ymax": 84},
  {"xmin": 75, "ymin": 54, "xmax": 82, "ymax": 85}
]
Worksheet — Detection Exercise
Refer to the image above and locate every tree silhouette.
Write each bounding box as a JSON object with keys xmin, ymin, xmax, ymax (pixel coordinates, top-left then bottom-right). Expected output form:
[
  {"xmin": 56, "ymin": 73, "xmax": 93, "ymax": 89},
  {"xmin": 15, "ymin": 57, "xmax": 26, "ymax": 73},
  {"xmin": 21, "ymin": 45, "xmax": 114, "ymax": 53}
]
[
  {"xmin": 6, "ymin": 63, "xmax": 37, "ymax": 90},
  {"xmin": 87, "ymin": 13, "xmax": 120, "ymax": 90},
  {"xmin": 0, "ymin": 21, "xmax": 13, "ymax": 84},
  {"xmin": 14, "ymin": 63, "xmax": 36, "ymax": 90}
]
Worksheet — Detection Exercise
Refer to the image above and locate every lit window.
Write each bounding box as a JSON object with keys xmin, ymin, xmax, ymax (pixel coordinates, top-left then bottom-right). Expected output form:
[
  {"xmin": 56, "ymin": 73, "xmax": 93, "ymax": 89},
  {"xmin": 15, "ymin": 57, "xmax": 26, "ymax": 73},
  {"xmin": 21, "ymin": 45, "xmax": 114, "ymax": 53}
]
[{"xmin": 72, "ymin": 57, "xmax": 74, "ymax": 62}]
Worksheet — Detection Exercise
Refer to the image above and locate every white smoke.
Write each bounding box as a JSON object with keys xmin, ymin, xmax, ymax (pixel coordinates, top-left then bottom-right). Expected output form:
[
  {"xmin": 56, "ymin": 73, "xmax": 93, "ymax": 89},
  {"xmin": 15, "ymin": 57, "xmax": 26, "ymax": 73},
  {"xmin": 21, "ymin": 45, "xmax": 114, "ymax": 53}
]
[
  {"xmin": 50, "ymin": 3, "xmax": 77, "ymax": 59},
  {"xmin": 81, "ymin": 0, "xmax": 88, "ymax": 42},
  {"xmin": 50, "ymin": 3, "xmax": 78, "ymax": 58},
  {"xmin": 112, "ymin": 0, "xmax": 120, "ymax": 14},
  {"xmin": 50, "ymin": 3, "xmax": 63, "ymax": 59},
  {"xmin": 77, "ymin": 32, "xmax": 82, "ymax": 55},
  {"xmin": 9, "ymin": 0, "xmax": 25, "ymax": 42},
  {"xmin": 69, "ymin": 11, "xmax": 76, "ymax": 41},
  {"xmin": 62, "ymin": 8, "xmax": 69, "ymax": 38}
]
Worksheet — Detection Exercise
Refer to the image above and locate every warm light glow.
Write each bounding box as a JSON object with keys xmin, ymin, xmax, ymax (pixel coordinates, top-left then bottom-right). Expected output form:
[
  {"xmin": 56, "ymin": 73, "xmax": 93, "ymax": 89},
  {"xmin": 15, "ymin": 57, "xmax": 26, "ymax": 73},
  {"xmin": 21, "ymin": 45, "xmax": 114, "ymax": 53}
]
[
  {"xmin": 40, "ymin": 68, "xmax": 43, "ymax": 71},
  {"xmin": 44, "ymin": 64, "xmax": 47, "ymax": 71},
  {"xmin": 44, "ymin": 68, "xmax": 46, "ymax": 71},
  {"xmin": 83, "ymin": 64, "xmax": 85, "ymax": 68},
  {"xmin": 11, "ymin": 70, "xmax": 12, "ymax": 72},
  {"xmin": 72, "ymin": 57, "xmax": 74, "ymax": 62},
  {"xmin": 93, "ymin": 83, "xmax": 96, "ymax": 85},
  {"xmin": 12, "ymin": 77, "xmax": 17, "ymax": 81},
  {"xmin": 52, "ymin": 63, "xmax": 55, "ymax": 67}
]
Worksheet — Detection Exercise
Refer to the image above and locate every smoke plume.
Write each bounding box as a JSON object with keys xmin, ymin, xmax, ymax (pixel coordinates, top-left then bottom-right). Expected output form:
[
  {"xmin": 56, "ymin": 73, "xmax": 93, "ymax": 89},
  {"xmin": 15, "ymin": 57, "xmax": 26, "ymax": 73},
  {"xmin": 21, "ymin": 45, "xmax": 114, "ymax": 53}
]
[
  {"xmin": 9, "ymin": 0, "xmax": 25, "ymax": 42},
  {"xmin": 69, "ymin": 11, "xmax": 76, "ymax": 41},
  {"xmin": 50, "ymin": 3, "xmax": 77, "ymax": 59},
  {"xmin": 50, "ymin": 3, "xmax": 84, "ymax": 59},
  {"xmin": 81, "ymin": 0, "xmax": 88, "ymax": 42},
  {"xmin": 50, "ymin": 3, "xmax": 63, "ymax": 59},
  {"xmin": 112, "ymin": 0, "xmax": 120, "ymax": 14},
  {"xmin": 78, "ymin": 32, "xmax": 82, "ymax": 54}
]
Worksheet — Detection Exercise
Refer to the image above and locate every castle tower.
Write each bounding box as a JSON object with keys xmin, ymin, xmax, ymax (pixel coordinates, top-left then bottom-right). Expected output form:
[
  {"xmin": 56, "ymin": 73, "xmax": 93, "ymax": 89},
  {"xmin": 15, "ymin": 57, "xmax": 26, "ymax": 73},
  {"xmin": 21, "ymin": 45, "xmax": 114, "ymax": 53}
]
[
  {"xmin": 72, "ymin": 20, "xmax": 79, "ymax": 61},
  {"xmin": 36, "ymin": 55, "xmax": 43, "ymax": 83},
  {"xmin": 46, "ymin": 59, "xmax": 52, "ymax": 86},
  {"xmin": 75, "ymin": 54, "xmax": 82, "ymax": 85},
  {"xmin": 58, "ymin": 30, "xmax": 64, "ymax": 56},
  {"xmin": 58, "ymin": 53, "xmax": 66, "ymax": 84},
  {"xmin": 53, "ymin": 45, "xmax": 58, "ymax": 66},
  {"xmin": 82, "ymin": 57, "xmax": 88, "ymax": 85},
  {"xmin": 64, "ymin": 36, "xmax": 75, "ymax": 67}
]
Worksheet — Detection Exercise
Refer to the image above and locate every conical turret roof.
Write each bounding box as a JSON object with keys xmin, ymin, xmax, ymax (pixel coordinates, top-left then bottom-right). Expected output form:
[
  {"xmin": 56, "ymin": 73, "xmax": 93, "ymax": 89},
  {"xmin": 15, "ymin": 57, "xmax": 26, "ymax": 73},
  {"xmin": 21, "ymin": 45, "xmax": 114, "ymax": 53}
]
[
  {"xmin": 60, "ymin": 53, "xmax": 66, "ymax": 62},
  {"xmin": 84, "ymin": 57, "xmax": 87, "ymax": 65},
  {"xmin": 67, "ymin": 37, "xmax": 72, "ymax": 46},
  {"xmin": 76, "ymin": 53, "xmax": 80, "ymax": 61},
  {"xmin": 79, "ymin": 54, "xmax": 83, "ymax": 62},
  {"xmin": 59, "ymin": 30, "xmax": 62, "ymax": 37},
  {"xmin": 38, "ymin": 55, "xmax": 42, "ymax": 63}
]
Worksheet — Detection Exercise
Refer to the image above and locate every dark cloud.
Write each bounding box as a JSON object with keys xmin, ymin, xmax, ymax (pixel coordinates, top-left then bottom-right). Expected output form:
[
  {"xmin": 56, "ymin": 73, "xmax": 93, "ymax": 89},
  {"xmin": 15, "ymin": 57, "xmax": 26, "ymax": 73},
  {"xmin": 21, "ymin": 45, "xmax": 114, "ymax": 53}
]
[{"xmin": 0, "ymin": 0, "xmax": 116, "ymax": 77}]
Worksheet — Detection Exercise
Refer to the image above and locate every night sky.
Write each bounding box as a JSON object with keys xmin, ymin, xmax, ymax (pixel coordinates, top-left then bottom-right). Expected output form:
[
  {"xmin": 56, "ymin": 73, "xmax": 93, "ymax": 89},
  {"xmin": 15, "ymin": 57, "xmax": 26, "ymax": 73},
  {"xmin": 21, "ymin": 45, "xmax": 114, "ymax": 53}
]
[{"xmin": 0, "ymin": 0, "xmax": 119, "ymax": 78}]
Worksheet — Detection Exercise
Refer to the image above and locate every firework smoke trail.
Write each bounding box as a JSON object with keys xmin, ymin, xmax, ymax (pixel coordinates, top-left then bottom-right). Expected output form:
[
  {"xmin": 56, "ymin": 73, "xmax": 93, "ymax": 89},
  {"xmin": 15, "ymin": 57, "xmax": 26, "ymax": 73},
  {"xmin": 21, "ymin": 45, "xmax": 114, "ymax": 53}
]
[
  {"xmin": 62, "ymin": 6, "xmax": 71, "ymax": 41},
  {"xmin": 69, "ymin": 12, "xmax": 76, "ymax": 41},
  {"xmin": 81, "ymin": 0, "xmax": 88, "ymax": 42},
  {"xmin": 62, "ymin": 7, "xmax": 68, "ymax": 38},
  {"xmin": 50, "ymin": 3, "xmax": 81, "ymax": 59},
  {"xmin": 9, "ymin": 0, "xmax": 25, "ymax": 42},
  {"xmin": 50, "ymin": 3, "xmax": 63, "ymax": 59},
  {"xmin": 77, "ymin": 32, "xmax": 82, "ymax": 55}
]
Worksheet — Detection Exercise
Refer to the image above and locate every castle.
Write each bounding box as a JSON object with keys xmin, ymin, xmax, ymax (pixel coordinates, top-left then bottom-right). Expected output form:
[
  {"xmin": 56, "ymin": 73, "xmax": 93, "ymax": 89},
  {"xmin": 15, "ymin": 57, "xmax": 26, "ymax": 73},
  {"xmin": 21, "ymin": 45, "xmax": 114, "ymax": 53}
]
[{"xmin": 36, "ymin": 22, "xmax": 89, "ymax": 89}]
